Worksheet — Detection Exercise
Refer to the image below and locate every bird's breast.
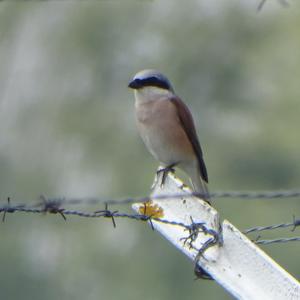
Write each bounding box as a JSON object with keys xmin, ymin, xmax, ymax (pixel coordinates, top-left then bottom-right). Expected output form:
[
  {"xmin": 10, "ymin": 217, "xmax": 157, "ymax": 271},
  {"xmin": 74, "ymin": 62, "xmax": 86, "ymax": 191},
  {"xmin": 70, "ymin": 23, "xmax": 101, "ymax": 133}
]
[{"xmin": 135, "ymin": 99, "xmax": 195, "ymax": 165}]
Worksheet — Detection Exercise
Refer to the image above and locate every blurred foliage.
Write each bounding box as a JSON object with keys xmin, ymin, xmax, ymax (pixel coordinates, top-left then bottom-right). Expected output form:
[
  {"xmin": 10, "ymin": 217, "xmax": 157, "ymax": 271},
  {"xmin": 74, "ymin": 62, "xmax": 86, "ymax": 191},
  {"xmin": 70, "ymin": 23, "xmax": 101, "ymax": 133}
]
[{"xmin": 0, "ymin": 1, "xmax": 300, "ymax": 299}]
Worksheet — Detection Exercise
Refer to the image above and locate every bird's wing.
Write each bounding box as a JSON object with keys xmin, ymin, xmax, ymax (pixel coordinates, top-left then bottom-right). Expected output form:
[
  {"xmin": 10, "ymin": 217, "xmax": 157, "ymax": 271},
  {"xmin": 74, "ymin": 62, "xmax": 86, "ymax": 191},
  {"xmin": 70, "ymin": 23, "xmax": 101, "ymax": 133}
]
[{"xmin": 171, "ymin": 96, "xmax": 208, "ymax": 183}]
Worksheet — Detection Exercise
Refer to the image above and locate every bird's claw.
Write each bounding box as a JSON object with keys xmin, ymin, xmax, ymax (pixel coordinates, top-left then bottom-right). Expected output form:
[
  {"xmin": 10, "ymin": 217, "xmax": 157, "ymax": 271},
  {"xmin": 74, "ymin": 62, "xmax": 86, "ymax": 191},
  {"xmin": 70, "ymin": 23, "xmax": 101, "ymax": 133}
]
[{"xmin": 156, "ymin": 164, "xmax": 177, "ymax": 188}]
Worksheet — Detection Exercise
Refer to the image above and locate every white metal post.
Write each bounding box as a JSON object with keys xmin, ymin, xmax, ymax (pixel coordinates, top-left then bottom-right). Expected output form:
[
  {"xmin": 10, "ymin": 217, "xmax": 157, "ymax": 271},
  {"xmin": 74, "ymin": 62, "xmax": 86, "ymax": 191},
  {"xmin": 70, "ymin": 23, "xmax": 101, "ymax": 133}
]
[{"xmin": 132, "ymin": 172, "xmax": 300, "ymax": 300}]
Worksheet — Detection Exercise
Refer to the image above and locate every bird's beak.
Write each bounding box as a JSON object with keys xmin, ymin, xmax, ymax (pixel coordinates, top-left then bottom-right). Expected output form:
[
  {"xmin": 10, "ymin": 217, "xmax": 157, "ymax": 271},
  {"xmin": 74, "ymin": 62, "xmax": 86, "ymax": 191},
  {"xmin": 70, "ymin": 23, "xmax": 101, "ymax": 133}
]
[{"xmin": 128, "ymin": 79, "xmax": 142, "ymax": 89}]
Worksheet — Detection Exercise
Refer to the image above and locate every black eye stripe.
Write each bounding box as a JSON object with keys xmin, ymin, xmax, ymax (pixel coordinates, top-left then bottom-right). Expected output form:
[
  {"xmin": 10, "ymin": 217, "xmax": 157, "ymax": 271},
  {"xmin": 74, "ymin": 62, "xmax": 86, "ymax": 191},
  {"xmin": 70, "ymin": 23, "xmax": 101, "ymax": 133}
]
[{"xmin": 139, "ymin": 76, "xmax": 170, "ymax": 90}]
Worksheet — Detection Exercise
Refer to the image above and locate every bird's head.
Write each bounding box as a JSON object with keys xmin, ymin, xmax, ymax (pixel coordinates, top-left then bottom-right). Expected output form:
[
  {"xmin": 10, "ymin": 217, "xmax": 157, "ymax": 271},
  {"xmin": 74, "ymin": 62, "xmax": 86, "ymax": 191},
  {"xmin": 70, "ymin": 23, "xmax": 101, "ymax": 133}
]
[{"xmin": 128, "ymin": 69, "xmax": 174, "ymax": 102}]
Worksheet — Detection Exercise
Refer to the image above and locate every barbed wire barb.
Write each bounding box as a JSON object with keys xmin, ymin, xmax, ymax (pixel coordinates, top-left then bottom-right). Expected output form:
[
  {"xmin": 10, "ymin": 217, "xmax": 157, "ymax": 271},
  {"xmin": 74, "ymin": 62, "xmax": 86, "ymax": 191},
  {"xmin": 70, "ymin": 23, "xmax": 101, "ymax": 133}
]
[
  {"xmin": 94, "ymin": 203, "xmax": 118, "ymax": 228},
  {"xmin": 2, "ymin": 197, "xmax": 11, "ymax": 223},
  {"xmin": 39, "ymin": 195, "xmax": 67, "ymax": 221}
]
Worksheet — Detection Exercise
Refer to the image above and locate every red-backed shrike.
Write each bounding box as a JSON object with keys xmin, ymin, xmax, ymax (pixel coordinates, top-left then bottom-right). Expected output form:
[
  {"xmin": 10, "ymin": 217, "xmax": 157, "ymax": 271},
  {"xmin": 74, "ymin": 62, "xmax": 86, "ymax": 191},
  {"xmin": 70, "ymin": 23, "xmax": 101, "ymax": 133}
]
[{"xmin": 128, "ymin": 69, "xmax": 209, "ymax": 201}]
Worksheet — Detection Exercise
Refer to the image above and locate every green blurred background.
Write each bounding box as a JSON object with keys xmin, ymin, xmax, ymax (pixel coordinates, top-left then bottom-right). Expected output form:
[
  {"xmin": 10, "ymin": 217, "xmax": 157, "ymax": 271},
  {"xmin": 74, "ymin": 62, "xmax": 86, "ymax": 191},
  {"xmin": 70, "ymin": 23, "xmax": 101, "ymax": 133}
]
[{"xmin": 0, "ymin": 1, "xmax": 299, "ymax": 299}]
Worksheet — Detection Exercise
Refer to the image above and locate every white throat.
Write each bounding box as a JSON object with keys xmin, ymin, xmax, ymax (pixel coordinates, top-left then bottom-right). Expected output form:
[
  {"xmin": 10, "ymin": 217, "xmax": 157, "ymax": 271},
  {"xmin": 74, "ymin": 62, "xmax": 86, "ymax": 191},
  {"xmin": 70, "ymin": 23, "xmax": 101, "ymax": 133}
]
[{"xmin": 134, "ymin": 87, "xmax": 174, "ymax": 104}]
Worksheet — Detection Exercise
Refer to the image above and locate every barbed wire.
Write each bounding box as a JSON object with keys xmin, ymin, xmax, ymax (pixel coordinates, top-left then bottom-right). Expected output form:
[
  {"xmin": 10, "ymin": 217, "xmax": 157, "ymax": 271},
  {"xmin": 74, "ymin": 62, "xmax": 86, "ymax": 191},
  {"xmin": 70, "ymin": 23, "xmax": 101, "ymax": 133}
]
[
  {"xmin": 84, "ymin": 189, "xmax": 300, "ymax": 204},
  {"xmin": 257, "ymin": 0, "xmax": 289, "ymax": 11},
  {"xmin": 2, "ymin": 189, "xmax": 298, "ymax": 209},
  {"xmin": 0, "ymin": 192, "xmax": 300, "ymax": 247},
  {"xmin": 0, "ymin": 197, "xmax": 197, "ymax": 229},
  {"xmin": 256, "ymin": 237, "xmax": 300, "ymax": 245},
  {"xmin": 2, "ymin": 199, "xmax": 298, "ymax": 247},
  {"xmin": 244, "ymin": 216, "xmax": 300, "ymax": 234}
]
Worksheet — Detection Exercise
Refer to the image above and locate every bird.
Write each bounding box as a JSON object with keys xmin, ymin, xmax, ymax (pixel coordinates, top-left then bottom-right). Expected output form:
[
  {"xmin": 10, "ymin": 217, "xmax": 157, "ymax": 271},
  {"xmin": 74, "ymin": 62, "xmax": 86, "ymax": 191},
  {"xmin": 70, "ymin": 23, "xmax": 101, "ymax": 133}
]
[{"xmin": 128, "ymin": 69, "xmax": 209, "ymax": 202}]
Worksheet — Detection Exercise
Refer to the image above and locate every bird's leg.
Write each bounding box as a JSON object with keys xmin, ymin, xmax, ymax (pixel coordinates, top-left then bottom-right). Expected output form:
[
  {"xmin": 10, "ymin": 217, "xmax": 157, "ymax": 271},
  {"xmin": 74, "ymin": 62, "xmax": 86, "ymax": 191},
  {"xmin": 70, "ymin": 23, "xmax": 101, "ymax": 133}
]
[{"xmin": 156, "ymin": 163, "xmax": 177, "ymax": 188}]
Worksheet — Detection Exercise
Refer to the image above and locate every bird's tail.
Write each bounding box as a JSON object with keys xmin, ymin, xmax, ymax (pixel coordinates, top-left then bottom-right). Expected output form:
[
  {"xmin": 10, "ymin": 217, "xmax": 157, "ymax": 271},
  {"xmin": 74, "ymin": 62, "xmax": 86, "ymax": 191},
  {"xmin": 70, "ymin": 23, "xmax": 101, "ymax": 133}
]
[{"xmin": 184, "ymin": 163, "xmax": 210, "ymax": 203}]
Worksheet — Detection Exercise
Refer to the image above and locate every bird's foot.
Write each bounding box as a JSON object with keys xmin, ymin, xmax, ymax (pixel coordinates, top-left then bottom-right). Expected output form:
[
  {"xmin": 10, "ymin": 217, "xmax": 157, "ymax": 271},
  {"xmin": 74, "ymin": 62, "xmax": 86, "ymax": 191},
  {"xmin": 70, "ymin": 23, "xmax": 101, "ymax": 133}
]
[{"xmin": 156, "ymin": 163, "xmax": 177, "ymax": 188}]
